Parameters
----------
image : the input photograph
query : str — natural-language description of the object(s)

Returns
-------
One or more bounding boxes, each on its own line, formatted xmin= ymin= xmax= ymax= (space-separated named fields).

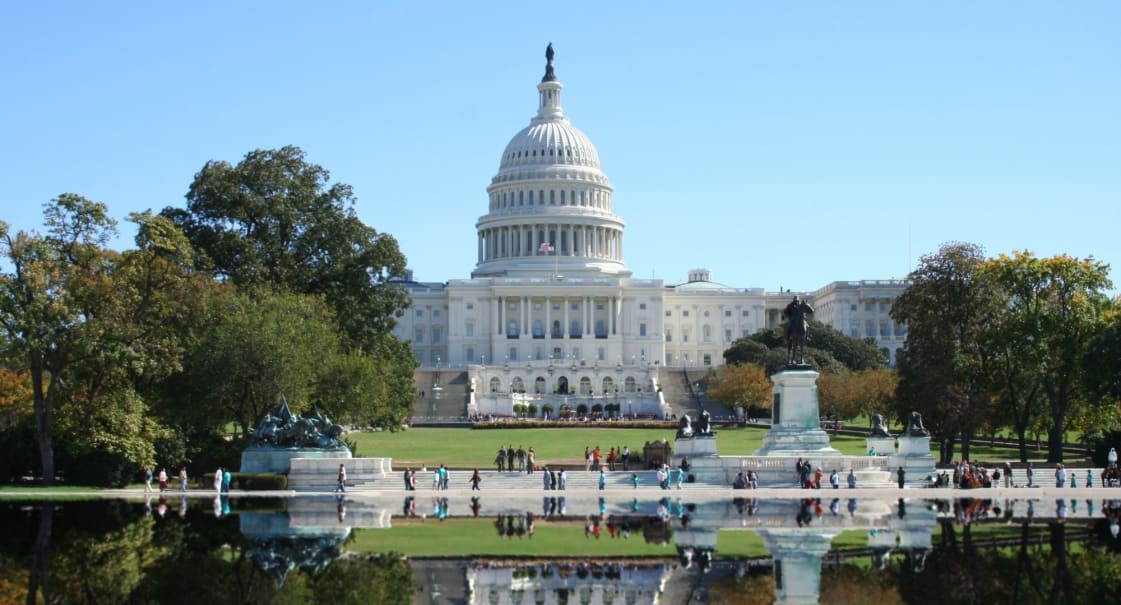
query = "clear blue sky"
xmin=2 ymin=2 xmax=1118 ymax=294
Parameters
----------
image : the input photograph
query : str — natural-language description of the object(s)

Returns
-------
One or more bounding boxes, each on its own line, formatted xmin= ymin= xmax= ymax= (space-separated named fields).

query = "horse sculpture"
xmin=782 ymin=296 xmax=814 ymax=366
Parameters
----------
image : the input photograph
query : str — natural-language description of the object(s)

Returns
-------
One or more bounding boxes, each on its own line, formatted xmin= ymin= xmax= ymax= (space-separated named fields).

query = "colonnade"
xmin=477 ymin=224 xmax=622 ymax=263
xmin=491 ymin=295 xmax=621 ymax=339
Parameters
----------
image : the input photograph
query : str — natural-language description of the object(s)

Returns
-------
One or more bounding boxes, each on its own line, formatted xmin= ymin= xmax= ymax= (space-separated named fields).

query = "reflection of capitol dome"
xmin=474 ymin=46 xmax=627 ymax=278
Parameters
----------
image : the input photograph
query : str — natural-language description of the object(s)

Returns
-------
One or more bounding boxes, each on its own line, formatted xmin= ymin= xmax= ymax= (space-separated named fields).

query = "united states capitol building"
xmin=393 ymin=47 xmax=907 ymax=416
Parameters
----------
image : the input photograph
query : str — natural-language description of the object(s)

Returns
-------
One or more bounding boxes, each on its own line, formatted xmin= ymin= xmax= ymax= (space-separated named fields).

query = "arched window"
xmin=512 ymin=377 xmax=525 ymax=393
xmin=624 ymin=376 xmax=637 ymax=392
xmin=602 ymin=376 xmax=615 ymax=394
xmin=570 ymin=320 xmax=581 ymax=338
xmin=489 ymin=377 xmax=500 ymax=393
xmin=579 ymin=377 xmax=593 ymax=395
xmin=534 ymin=376 xmax=546 ymax=394
xmin=507 ymin=320 xmax=519 ymax=338
xmin=533 ymin=320 xmax=544 ymax=338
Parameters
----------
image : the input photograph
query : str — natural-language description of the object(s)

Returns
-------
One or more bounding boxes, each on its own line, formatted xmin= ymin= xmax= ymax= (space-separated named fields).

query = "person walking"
xmin=158 ymin=468 xmax=168 ymax=492
xmin=440 ymin=464 xmax=449 ymax=490
xmin=830 ymin=469 xmax=840 ymax=489
xmin=542 ymin=466 xmax=551 ymax=490
xmin=1026 ymin=462 xmax=1034 ymax=487
xmin=470 ymin=468 xmax=482 ymax=491
xmin=143 ymin=467 xmax=153 ymax=493
xmin=1003 ymin=461 xmax=1013 ymax=487
xmin=213 ymin=467 xmax=223 ymax=493
xmin=622 ymin=446 xmax=631 ymax=471
xmin=1086 ymin=468 xmax=1094 ymax=488
xmin=558 ymin=469 xmax=567 ymax=490
xmin=631 ymin=473 xmax=640 ymax=489
xmin=847 ymin=469 xmax=857 ymax=489
xmin=178 ymin=467 xmax=189 ymax=492
xmin=598 ymin=469 xmax=607 ymax=490
xmin=526 ymin=447 xmax=536 ymax=474
xmin=1055 ymin=463 xmax=1066 ymax=488
xmin=222 ymin=468 xmax=232 ymax=494
xmin=896 ymin=467 xmax=905 ymax=489
xmin=336 ymin=463 xmax=347 ymax=493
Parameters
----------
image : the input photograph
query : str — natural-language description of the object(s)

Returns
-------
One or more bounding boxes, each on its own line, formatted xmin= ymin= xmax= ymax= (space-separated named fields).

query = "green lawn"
xmin=349 ymin=519 xmax=865 ymax=558
xmin=350 ymin=426 xmax=893 ymax=470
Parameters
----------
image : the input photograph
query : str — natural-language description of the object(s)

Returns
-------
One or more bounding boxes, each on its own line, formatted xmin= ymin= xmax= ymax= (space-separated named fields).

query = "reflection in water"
xmin=1 ymin=497 xmax=1120 ymax=604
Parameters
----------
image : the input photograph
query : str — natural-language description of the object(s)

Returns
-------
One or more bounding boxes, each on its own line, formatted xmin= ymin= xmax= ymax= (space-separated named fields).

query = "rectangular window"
xmin=465 ymin=322 xmax=474 ymax=337
xmin=639 ymin=303 xmax=647 ymax=310
xmin=434 ymin=309 xmax=441 ymax=317
xmin=465 ymin=347 xmax=475 ymax=362
xmin=552 ymin=303 xmax=561 ymax=310
xmin=879 ymin=321 xmax=890 ymax=338
xmin=466 ymin=303 xmax=474 ymax=310
xmin=724 ymin=329 xmax=733 ymax=343
xmin=665 ymin=310 xmax=672 ymax=317
xmin=639 ymin=323 xmax=647 ymax=337
xmin=597 ymin=348 xmax=606 ymax=361
xmin=865 ymin=320 xmax=875 ymax=338
xmin=508 ymin=347 xmax=518 ymax=362
xmin=665 ymin=353 xmax=673 ymax=366
xmin=683 ymin=330 xmax=690 ymax=343
xmin=682 ymin=310 xmax=690 ymax=317
xmin=703 ymin=354 xmax=712 ymax=366
xmin=415 ymin=309 xmax=423 ymax=317
xmin=432 ymin=327 xmax=442 ymax=343
xmin=596 ymin=303 xmax=605 ymax=310
xmin=415 ymin=328 xmax=424 ymax=342
xmin=571 ymin=303 xmax=579 ymax=310
xmin=724 ymin=310 xmax=732 ymax=317
xmin=741 ymin=310 xmax=749 ymax=317
xmin=665 ymin=330 xmax=672 ymax=342
xmin=864 ymin=302 xmax=874 ymax=312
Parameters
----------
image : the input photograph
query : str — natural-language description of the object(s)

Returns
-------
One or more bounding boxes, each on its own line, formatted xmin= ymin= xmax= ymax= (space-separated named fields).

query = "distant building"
xmin=392 ymin=50 xmax=906 ymax=415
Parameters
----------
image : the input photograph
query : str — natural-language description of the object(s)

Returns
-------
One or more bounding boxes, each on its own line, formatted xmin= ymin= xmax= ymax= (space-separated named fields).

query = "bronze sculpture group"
xmin=250 ymin=396 xmax=346 ymax=450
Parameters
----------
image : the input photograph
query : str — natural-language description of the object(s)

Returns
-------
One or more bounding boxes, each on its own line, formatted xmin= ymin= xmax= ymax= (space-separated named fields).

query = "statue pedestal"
xmin=674 ymin=435 xmax=718 ymax=458
xmin=896 ymin=435 xmax=936 ymax=485
xmin=866 ymin=436 xmax=895 ymax=456
xmin=240 ymin=446 xmax=352 ymax=475
xmin=755 ymin=368 xmax=840 ymax=457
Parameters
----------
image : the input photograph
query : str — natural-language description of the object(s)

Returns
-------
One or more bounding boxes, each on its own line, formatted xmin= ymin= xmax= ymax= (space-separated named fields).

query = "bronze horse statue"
xmin=782 ymin=296 xmax=814 ymax=365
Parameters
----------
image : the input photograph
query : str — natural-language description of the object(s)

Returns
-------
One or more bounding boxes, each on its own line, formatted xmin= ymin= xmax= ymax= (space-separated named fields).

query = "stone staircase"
xmin=288 ymin=457 xmax=392 ymax=491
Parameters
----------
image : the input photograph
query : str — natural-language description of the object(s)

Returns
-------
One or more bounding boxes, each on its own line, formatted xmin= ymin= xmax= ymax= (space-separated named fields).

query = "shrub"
xmin=233 ymin=473 xmax=288 ymax=490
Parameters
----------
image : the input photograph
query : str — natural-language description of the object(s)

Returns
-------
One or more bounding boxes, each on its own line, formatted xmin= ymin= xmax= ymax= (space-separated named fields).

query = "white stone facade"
xmin=392 ymin=52 xmax=908 ymax=379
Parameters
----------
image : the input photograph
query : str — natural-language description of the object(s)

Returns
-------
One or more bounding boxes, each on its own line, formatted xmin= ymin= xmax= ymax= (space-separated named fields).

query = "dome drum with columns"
xmin=393 ymin=46 xmax=910 ymax=420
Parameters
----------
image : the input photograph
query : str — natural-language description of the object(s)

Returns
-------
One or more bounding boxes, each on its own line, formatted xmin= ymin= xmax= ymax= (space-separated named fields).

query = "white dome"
xmin=498 ymin=119 xmax=602 ymax=172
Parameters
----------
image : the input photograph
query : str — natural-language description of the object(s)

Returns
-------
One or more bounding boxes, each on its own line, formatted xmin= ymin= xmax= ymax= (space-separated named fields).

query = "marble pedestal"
xmin=866 ymin=436 xmax=895 ymax=456
xmin=755 ymin=368 xmax=841 ymax=457
xmin=240 ymin=446 xmax=352 ymax=474
xmin=896 ymin=435 xmax=936 ymax=485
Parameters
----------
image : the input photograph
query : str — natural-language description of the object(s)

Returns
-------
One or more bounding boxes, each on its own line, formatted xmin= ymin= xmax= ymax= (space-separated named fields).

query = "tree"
xmin=1020 ymin=253 xmax=1111 ymax=462
xmin=817 ymin=368 xmax=898 ymax=426
xmin=0 ymin=197 xmax=194 ymax=484
xmin=708 ymin=363 xmax=772 ymax=417
xmin=724 ymin=321 xmax=886 ymax=376
xmin=162 ymin=146 xmax=410 ymax=351
xmin=162 ymin=288 xmax=343 ymax=438
xmin=891 ymin=242 xmax=996 ymax=463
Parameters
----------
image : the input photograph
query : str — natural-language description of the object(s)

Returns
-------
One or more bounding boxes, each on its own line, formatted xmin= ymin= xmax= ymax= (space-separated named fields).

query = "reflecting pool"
xmin=3 ymin=494 xmax=1120 ymax=604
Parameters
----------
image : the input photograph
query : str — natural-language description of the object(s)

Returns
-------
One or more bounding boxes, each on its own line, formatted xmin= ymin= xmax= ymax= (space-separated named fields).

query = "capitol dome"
xmin=473 ymin=45 xmax=628 ymax=279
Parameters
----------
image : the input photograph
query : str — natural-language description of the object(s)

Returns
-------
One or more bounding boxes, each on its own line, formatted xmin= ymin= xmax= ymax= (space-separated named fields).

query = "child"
xmin=631 ymin=473 xmax=640 ymax=489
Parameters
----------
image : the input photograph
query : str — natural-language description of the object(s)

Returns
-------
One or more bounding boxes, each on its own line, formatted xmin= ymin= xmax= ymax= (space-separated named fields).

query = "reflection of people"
xmin=782 ymin=296 xmax=814 ymax=365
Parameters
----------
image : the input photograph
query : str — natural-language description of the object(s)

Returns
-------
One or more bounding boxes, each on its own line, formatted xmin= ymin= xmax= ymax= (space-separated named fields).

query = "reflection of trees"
xmin=0 ymin=501 xmax=414 ymax=605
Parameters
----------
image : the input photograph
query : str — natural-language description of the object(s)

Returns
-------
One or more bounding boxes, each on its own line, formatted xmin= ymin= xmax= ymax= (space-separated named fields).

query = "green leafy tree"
xmin=1020 ymin=253 xmax=1111 ymax=461
xmin=0 ymin=197 xmax=196 ymax=484
xmin=162 ymin=146 xmax=410 ymax=351
xmin=724 ymin=321 xmax=885 ymax=375
xmin=891 ymin=242 xmax=996 ymax=463
xmin=163 ymin=288 xmax=343 ymax=438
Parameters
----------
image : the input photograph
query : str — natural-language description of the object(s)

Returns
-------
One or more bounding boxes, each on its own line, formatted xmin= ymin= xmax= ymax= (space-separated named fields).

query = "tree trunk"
xmin=960 ymin=427 xmax=973 ymax=462
xmin=1047 ymin=411 xmax=1065 ymax=463
xmin=1017 ymin=429 xmax=1029 ymax=464
xmin=30 ymin=361 xmax=55 ymax=486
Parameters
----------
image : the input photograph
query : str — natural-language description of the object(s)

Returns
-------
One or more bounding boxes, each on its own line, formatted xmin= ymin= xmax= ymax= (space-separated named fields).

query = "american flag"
xmin=539 ymin=242 xmax=554 ymax=253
